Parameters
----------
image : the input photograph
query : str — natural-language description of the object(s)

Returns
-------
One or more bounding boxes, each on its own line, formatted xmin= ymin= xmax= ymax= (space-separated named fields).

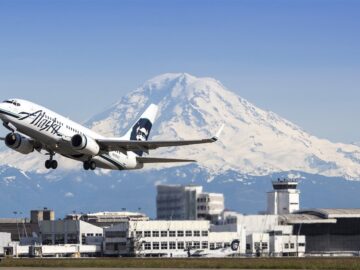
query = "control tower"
xmin=267 ymin=179 xmax=300 ymax=215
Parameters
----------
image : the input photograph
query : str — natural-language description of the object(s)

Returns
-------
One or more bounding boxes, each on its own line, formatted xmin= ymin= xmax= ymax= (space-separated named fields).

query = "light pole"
xmin=13 ymin=211 xmax=20 ymax=241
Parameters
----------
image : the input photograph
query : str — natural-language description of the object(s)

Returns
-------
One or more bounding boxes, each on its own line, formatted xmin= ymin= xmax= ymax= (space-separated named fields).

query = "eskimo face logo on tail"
xmin=130 ymin=118 xmax=152 ymax=156
xmin=130 ymin=118 xmax=152 ymax=142
xmin=231 ymin=240 xmax=240 ymax=251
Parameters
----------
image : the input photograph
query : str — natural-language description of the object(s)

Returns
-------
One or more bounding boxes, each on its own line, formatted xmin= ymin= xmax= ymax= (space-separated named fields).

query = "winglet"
xmin=212 ymin=124 xmax=225 ymax=141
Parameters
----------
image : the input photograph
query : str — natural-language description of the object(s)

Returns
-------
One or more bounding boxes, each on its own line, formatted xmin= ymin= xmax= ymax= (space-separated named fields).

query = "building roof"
xmin=296 ymin=208 xmax=360 ymax=219
xmin=0 ymin=218 xmax=29 ymax=224
xmin=85 ymin=211 xmax=146 ymax=217
xmin=279 ymin=214 xmax=337 ymax=224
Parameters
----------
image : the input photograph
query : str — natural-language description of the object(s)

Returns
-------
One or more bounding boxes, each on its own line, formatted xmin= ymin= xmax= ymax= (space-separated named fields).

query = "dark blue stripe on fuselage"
xmin=0 ymin=109 xmax=20 ymax=119
xmin=100 ymin=154 xmax=124 ymax=170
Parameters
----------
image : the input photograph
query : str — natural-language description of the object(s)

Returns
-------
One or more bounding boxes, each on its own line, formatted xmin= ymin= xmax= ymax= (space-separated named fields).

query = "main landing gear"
xmin=45 ymin=152 xmax=58 ymax=170
xmin=83 ymin=160 xmax=96 ymax=171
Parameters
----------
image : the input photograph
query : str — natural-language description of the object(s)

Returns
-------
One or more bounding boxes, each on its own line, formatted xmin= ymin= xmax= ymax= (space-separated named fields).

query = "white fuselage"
xmin=0 ymin=99 xmax=140 ymax=170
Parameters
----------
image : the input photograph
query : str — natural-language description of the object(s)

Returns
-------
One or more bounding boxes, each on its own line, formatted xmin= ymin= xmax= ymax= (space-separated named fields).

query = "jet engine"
xmin=5 ymin=133 xmax=34 ymax=154
xmin=71 ymin=134 xmax=100 ymax=156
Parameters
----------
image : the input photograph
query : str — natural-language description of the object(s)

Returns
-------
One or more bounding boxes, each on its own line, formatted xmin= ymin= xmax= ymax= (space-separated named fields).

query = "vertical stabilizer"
xmin=123 ymin=104 xmax=158 ymax=156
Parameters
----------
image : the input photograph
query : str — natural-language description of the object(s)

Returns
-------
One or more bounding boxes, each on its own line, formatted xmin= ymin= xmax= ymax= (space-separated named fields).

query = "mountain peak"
xmin=135 ymin=73 xmax=229 ymax=102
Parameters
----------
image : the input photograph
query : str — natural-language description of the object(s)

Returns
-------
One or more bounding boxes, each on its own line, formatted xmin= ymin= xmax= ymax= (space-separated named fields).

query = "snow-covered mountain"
xmin=1 ymin=72 xmax=360 ymax=180
xmin=1 ymin=73 xmax=360 ymax=217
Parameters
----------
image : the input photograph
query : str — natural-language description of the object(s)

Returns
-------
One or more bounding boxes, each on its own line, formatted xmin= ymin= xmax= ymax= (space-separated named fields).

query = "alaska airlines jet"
xmin=0 ymin=99 xmax=223 ymax=171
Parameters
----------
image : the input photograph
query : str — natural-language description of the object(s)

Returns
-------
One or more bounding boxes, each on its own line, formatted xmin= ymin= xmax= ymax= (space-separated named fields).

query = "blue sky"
xmin=0 ymin=0 xmax=359 ymax=143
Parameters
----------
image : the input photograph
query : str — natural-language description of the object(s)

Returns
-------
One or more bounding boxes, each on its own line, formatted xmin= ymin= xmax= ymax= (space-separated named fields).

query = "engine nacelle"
xmin=5 ymin=133 xmax=34 ymax=155
xmin=71 ymin=134 xmax=100 ymax=156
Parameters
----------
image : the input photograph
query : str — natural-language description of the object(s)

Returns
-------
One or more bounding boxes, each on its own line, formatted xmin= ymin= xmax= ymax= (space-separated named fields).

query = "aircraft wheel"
xmin=83 ymin=161 xmax=90 ymax=170
xmin=45 ymin=160 xmax=51 ymax=169
xmin=89 ymin=160 xmax=96 ymax=170
xmin=51 ymin=160 xmax=58 ymax=170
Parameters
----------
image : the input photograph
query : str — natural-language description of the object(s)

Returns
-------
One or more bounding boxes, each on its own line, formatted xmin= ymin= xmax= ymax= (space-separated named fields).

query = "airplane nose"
xmin=0 ymin=103 xmax=8 ymax=120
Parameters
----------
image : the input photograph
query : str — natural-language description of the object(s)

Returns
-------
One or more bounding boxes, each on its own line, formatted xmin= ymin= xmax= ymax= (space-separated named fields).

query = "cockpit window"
xmin=3 ymin=100 xmax=20 ymax=106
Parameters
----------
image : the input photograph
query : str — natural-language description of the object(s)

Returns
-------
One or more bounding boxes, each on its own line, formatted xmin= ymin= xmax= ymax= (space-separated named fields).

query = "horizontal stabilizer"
xmin=137 ymin=157 xmax=196 ymax=163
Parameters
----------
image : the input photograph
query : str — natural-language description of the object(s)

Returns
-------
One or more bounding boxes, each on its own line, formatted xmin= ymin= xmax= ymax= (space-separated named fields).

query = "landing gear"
xmin=45 ymin=152 xmax=58 ymax=170
xmin=83 ymin=160 xmax=96 ymax=171
xmin=45 ymin=159 xmax=58 ymax=170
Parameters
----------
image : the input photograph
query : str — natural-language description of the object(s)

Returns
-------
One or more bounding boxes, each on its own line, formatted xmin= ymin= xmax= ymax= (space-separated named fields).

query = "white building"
xmin=246 ymin=233 xmax=270 ymax=255
xmin=220 ymin=211 xmax=305 ymax=257
xmin=104 ymin=220 xmax=245 ymax=257
xmin=66 ymin=211 xmax=149 ymax=228
xmin=269 ymin=233 xmax=305 ymax=257
xmin=267 ymin=179 xmax=300 ymax=215
xmin=197 ymin=193 xmax=224 ymax=221
xmin=0 ymin=232 xmax=11 ymax=255
xmin=39 ymin=220 xmax=103 ymax=246
xmin=156 ymin=184 xmax=224 ymax=221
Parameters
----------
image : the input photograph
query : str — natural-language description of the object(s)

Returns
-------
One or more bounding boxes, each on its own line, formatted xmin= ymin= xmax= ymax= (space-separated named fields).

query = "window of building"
xmin=152 ymin=231 xmax=159 ymax=237
xmin=106 ymin=243 xmax=116 ymax=251
xmin=161 ymin=231 xmax=167 ymax=237
xmin=169 ymin=241 xmax=176 ymax=250
xmin=54 ymin=234 xmax=65 ymax=245
xmin=81 ymin=233 xmax=86 ymax=245
xmin=67 ymin=233 xmax=79 ymax=244
xmin=152 ymin=242 xmax=159 ymax=250
xmin=202 ymin=241 xmax=208 ymax=249
xmin=193 ymin=241 xmax=200 ymax=249
xmin=290 ymin=243 xmax=295 ymax=249
xmin=105 ymin=231 xmax=126 ymax=238
xmin=177 ymin=231 xmax=184 ymax=237
xmin=169 ymin=231 xmax=176 ymax=237
xmin=185 ymin=230 xmax=192 ymax=237
xmin=144 ymin=231 xmax=151 ymax=237
xmin=194 ymin=231 xmax=200 ymax=237
xmin=284 ymin=243 xmax=289 ymax=249
xmin=216 ymin=242 xmax=222 ymax=249
xmin=224 ymin=242 xmax=231 ymax=248
xmin=177 ymin=242 xmax=184 ymax=250
xmin=117 ymin=242 xmax=127 ymax=251
xmin=186 ymin=241 xmax=192 ymax=249
xmin=262 ymin=242 xmax=268 ymax=249
xmin=246 ymin=244 xmax=251 ymax=250
xmin=136 ymin=231 xmax=142 ymax=238
xmin=201 ymin=231 xmax=208 ymax=237
xmin=298 ymin=243 xmax=305 ymax=247
xmin=144 ymin=242 xmax=151 ymax=250
xmin=210 ymin=243 xmax=215 ymax=250
xmin=161 ymin=242 xmax=168 ymax=249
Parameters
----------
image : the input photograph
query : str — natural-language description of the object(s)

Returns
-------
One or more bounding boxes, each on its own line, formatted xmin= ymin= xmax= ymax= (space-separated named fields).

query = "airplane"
xmin=0 ymin=99 xmax=223 ymax=171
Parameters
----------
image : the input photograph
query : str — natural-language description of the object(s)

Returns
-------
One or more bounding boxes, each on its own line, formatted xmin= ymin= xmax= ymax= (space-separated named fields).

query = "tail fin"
xmin=123 ymin=104 xmax=158 ymax=156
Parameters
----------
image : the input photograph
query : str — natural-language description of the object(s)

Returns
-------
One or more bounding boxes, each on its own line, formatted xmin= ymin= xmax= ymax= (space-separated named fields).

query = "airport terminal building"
xmin=103 ymin=220 xmax=245 ymax=257
xmin=1 ymin=180 xmax=360 ymax=258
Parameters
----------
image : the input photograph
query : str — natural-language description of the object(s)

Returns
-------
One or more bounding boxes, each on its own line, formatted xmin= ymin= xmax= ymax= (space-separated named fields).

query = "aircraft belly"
xmin=92 ymin=156 xmax=117 ymax=170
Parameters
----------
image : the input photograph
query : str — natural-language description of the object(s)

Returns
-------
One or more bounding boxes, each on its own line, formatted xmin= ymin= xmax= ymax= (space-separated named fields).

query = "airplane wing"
xmin=137 ymin=157 xmax=196 ymax=163
xmin=96 ymin=125 xmax=224 ymax=153
xmin=0 ymin=137 xmax=4 ymax=141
